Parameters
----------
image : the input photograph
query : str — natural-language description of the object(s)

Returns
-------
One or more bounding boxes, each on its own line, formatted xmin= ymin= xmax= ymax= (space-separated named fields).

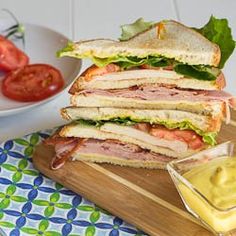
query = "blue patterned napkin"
xmin=0 ymin=131 xmax=146 ymax=236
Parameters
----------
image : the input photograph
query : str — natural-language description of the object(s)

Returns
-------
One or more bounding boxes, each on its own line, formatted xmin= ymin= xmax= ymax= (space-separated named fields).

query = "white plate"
xmin=0 ymin=23 xmax=81 ymax=117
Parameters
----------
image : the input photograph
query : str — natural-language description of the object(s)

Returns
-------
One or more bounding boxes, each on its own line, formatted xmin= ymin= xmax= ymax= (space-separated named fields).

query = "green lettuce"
xmin=92 ymin=55 xmax=170 ymax=69
xmin=74 ymin=119 xmax=102 ymax=127
xmin=74 ymin=118 xmax=217 ymax=146
xmin=119 ymin=18 xmax=155 ymax=41
xmin=92 ymin=55 xmax=218 ymax=80
xmin=56 ymin=41 xmax=74 ymax=57
xmin=74 ymin=118 xmax=136 ymax=127
xmin=174 ymin=64 xmax=220 ymax=81
xmin=195 ymin=16 xmax=235 ymax=68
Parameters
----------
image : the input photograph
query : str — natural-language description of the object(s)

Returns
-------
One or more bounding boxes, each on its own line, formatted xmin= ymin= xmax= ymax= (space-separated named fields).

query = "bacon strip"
xmin=44 ymin=134 xmax=85 ymax=170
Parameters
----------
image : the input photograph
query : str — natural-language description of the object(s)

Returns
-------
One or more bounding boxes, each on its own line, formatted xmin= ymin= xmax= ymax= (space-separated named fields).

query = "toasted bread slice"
xmin=71 ymin=153 xmax=172 ymax=170
xmin=59 ymin=20 xmax=220 ymax=67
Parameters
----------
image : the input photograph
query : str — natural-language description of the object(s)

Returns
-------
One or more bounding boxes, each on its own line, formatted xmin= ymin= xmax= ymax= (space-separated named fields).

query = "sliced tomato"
xmin=135 ymin=124 xmax=205 ymax=150
xmin=149 ymin=126 xmax=177 ymax=141
xmin=187 ymin=138 xmax=204 ymax=150
xmin=0 ymin=36 xmax=29 ymax=72
xmin=2 ymin=64 xmax=64 ymax=102
xmin=83 ymin=64 xmax=121 ymax=81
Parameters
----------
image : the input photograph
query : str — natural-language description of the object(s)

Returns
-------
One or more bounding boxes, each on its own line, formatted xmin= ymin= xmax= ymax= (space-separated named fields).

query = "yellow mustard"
xmin=179 ymin=157 xmax=236 ymax=233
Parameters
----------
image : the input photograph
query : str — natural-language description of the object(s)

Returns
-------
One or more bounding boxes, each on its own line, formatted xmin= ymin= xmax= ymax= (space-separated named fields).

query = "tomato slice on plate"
xmin=0 ymin=36 xmax=29 ymax=72
xmin=2 ymin=64 xmax=64 ymax=102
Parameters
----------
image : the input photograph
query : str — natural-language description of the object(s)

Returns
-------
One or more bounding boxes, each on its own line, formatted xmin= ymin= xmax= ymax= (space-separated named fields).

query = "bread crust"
xmin=72 ymin=153 xmax=170 ymax=170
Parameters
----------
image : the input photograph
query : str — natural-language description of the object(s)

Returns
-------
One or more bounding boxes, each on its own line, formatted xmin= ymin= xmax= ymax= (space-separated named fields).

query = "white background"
xmin=0 ymin=0 xmax=235 ymax=141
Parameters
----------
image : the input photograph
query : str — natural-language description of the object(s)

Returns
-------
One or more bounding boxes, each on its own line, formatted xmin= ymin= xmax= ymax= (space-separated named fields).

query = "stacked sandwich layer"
xmin=46 ymin=17 xmax=235 ymax=170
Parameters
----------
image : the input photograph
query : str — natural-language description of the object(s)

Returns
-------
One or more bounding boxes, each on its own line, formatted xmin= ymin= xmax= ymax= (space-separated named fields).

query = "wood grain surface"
xmin=33 ymin=110 xmax=236 ymax=236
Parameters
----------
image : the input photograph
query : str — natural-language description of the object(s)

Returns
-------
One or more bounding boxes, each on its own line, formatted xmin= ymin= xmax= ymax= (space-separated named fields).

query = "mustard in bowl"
xmin=167 ymin=141 xmax=236 ymax=235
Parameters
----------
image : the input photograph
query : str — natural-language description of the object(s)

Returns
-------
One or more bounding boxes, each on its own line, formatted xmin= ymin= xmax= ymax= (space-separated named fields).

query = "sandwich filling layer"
xmin=74 ymin=84 xmax=233 ymax=104
xmin=45 ymin=134 xmax=176 ymax=170
xmin=71 ymin=66 xmax=226 ymax=91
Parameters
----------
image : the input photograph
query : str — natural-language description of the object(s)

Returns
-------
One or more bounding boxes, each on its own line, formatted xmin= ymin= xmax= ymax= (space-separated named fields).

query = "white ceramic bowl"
xmin=0 ymin=23 xmax=81 ymax=116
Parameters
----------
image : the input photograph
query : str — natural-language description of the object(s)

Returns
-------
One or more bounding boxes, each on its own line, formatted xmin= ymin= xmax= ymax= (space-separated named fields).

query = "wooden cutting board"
xmin=33 ymin=111 xmax=236 ymax=236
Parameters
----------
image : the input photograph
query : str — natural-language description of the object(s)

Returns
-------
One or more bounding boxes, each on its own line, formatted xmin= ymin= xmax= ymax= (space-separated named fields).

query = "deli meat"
xmin=45 ymin=137 xmax=175 ymax=170
xmin=44 ymin=133 xmax=82 ymax=170
xmin=77 ymin=139 xmax=175 ymax=162
xmin=77 ymin=85 xmax=235 ymax=105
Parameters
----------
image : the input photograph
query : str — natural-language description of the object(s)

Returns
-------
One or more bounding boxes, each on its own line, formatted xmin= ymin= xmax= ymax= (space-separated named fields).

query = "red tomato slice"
xmin=149 ymin=125 xmax=205 ymax=150
xmin=83 ymin=64 xmax=121 ymax=81
xmin=2 ymin=64 xmax=64 ymax=102
xmin=0 ymin=36 xmax=29 ymax=72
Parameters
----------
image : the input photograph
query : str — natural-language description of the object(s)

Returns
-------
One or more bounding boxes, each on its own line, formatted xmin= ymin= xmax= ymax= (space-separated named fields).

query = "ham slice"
xmin=45 ymin=137 xmax=175 ymax=170
xmin=77 ymin=139 xmax=174 ymax=161
xmin=77 ymin=84 xmax=234 ymax=104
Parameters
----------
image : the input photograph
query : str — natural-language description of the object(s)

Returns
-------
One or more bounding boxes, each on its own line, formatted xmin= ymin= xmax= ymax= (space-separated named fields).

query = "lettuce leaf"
xmin=75 ymin=118 xmax=217 ymax=146
xmin=56 ymin=41 xmax=74 ymax=57
xmin=90 ymin=55 xmax=170 ymax=69
xmin=93 ymin=55 xmax=218 ymax=80
xmin=174 ymin=64 xmax=220 ymax=81
xmin=116 ymin=56 xmax=170 ymax=69
xmin=119 ymin=18 xmax=155 ymax=41
xmin=195 ymin=16 xmax=235 ymax=68
xmin=74 ymin=119 xmax=102 ymax=127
